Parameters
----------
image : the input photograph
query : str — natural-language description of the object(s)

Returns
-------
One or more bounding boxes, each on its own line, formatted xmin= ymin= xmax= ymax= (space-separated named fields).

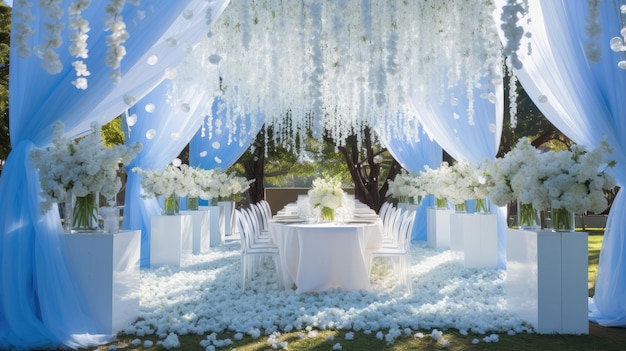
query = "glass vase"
xmin=163 ymin=194 xmax=180 ymax=215
xmin=187 ymin=196 xmax=199 ymax=211
xmin=474 ymin=198 xmax=490 ymax=214
xmin=454 ymin=201 xmax=467 ymax=213
xmin=435 ymin=197 xmax=447 ymax=209
xmin=67 ymin=190 xmax=100 ymax=233
xmin=550 ymin=207 xmax=575 ymax=232
xmin=320 ymin=206 xmax=335 ymax=222
xmin=100 ymin=206 xmax=121 ymax=233
xmin=517 ymin=200 xmax=541 ymax=230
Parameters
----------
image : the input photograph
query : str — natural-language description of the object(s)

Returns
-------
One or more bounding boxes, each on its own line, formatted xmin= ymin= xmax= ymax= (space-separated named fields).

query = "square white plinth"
xmin=202 ymin=205 xmax=225 ymax=247
xmin=218 ymin=201 xmax=235 ymax=236
xmin=506 ymin=229 xmax=588 ymax=334
xmin=64 ymin=230 xmax=140 ymax=335
xmin=150 ymin=214 xmax=192 ymax=267
xmin=450 ymin=213 xmax=498 ymax=268
xmin=427 ymin=208 xmax=454 ymax=249
xmin=181 ymin=210 xmax=210 ymax=254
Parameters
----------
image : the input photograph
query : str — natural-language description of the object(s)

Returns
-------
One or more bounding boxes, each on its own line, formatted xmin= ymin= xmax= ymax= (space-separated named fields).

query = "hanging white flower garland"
xmin=68 ymin=0 xmax=91 ymax=89
xmin=178 ymin=0 xmax=505 ymax=156
xmin=34 ymin=0 xmax=65 ymax=75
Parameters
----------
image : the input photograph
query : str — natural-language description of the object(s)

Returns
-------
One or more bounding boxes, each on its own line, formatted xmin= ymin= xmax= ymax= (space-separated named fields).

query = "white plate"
xmin=344 ymin=219 xmax=378 ymax=224
xmin=272 ymin=218 xmax=306 ymax=223
xmin=353 ymin=213 xmax=379 ymax=219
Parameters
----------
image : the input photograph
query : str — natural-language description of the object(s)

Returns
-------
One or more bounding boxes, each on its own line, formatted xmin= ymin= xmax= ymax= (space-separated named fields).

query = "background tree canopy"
xmin=0 ymin=4 xmax=10 ymax=164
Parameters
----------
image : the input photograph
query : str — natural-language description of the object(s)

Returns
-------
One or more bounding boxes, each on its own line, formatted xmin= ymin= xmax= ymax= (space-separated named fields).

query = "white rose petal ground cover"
xmin=124 ymin=239 xmax=530 ymax=346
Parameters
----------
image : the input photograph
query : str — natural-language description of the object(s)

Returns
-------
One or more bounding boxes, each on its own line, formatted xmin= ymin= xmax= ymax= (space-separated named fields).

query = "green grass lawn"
xmin=86 ymin=232 xmax=626 ymax=351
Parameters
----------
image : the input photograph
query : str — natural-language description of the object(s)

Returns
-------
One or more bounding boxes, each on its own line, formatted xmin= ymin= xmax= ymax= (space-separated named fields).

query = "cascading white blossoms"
xmin=178 ymin=0 xmax=505 ymax=155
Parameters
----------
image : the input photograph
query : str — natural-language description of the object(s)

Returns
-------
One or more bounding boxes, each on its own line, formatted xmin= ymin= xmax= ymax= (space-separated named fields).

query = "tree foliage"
xmin=499 ymin=71 xmax=572 ymax=156
xmin=101 ymin=116 xmax=125 ymax=146
xmin=233 ymin=122 xmax=351 ymax=203
xmin=0 ymin=4 xmax=10 ymax=161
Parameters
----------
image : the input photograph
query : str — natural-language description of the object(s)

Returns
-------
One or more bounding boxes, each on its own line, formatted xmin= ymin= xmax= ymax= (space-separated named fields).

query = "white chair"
xmin=381 ymin=206 xmax=402 ymax=245
xmin=379 ymin=202 xmax=392 ymax=222
xmin=368 ymin=209 xmax=415 ymax=295
xmin=250 ymin=202 xmax=271 ymax=236
xmin=242 ymin=207 xmax=271 ymax=245
xmin=236 ymin=209 xmax=283 ymax=291
xmin=259 ymin=200 xmax=273 ymax=225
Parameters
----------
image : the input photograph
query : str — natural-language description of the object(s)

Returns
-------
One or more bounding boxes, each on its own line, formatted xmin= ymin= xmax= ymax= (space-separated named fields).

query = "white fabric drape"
xmin=494 ymin=0 xmax=626 ymax=326
xmin=411 ymin=74 xmax=505 ymax=266
xmin=378 ymin=126 xmax=442 ymax=241
xmin=0 ymin=1 xmax=230 ymax=348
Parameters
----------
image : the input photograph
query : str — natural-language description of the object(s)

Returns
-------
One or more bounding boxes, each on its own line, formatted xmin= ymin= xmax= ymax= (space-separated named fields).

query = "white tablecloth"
xmin=268 ymin=221 xmax=383 ymax=293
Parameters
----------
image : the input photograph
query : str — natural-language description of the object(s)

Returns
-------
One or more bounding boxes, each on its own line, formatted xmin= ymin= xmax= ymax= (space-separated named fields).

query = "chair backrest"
xmin=259 ymin=200 xmax=272 ymax=220
xmin=250 ymin=203 xmax=266 ymax=231
xmin=379 ymin=201 xmax=391 ymax=220
xmin=244 ymin=207 xmax=263 ymax=240
xmin=236 ymin=209 xmax=253 ymax=253
xmin=398 ymin=210 xmax=416 ymax=252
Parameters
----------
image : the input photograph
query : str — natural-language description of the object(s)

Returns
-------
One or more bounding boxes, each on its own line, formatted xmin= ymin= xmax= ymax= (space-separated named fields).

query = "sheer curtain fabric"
xmin=0 ymin=1 xmax=230 ymax=348
xmin=494 ymin=0 xmax=626 ymax=326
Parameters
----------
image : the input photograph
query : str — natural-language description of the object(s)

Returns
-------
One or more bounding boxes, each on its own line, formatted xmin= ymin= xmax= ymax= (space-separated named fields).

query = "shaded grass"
xmin=588 ymin=231 xmax=604 ymax=297
xmin=85 ymin=232 xmax=624 ymax=351
xmin=89 ymin=326 xmax=626 ymax=351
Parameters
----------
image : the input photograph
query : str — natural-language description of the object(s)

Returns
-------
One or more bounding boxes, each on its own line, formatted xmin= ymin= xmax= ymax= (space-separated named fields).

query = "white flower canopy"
xmin=1 ymin=0 xmax=626 ymax=349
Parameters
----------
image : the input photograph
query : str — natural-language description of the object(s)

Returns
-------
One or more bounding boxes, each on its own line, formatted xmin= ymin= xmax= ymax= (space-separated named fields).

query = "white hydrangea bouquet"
xmin=133 ymin=161 xmax=190 ymax=215
xmin=30 ymin=120 xmax=142 ymax=231
xmin=486 ymin=137 xmax=616 ymax=230
xmin=308 ymin=175 xmax=345 ymax=221
xmin=214 ymin=171 xmax=253 ymax=203
xmin=386 ymin=170 xmax=428 ymax=204
xmin=418 ymin=162 xmax=452 ymax=208
xmin=531 ymin=140 xmax=616 ymax=230
xmin=444 ymin=160 xmax=492 ymax=213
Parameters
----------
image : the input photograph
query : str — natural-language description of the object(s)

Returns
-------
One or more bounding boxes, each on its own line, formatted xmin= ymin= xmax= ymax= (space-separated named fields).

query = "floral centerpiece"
xmin=133 ymin=161 xmax=189 ymax=215
xmin=417 ymin=163 xmax=449 ymax=208
xmin=386 ymin=170 xmax=428 ymax=205
xmin=486 ymin=137 xmax=616 ymax=231
xmin=308 ymin=175 xmax=345 ymax=222
xmin=486 ymin=137 xmax=543 ymax=228
xmin=30 ymin=121 xmax=142 ymax=232
xmin=214 ymin=171 xmax=253 ymax=203
xmin=442 ymin=161 xmax=482 ymax=212
xmin=533 ymin=140 xmax=616 ymax=231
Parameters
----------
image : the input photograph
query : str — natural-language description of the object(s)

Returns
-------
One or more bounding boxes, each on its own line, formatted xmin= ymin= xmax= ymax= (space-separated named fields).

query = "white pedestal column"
xmin=64 ymin=230 xmax=141 ymax=334
xmin=427 ymin=208 xmax=454 ymax=249
xmin=218 ymin=201 xmax=235 ymax=236
xmin=181 ymin=209 xmax=210 ymax=254
xmin=506 ymin=229 xmax=588 ymax=334
xmin=202 ymin=205 xmax=224 ymax=247
xmin=450 ymin=213 xmax=498 ymax=268
xmin=150 ymin=214 xmax=192 ymax=267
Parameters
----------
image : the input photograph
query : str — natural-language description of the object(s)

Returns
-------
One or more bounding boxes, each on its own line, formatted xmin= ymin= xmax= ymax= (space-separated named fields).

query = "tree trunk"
xmin=243 ymin=151 xmax=265 ymax=204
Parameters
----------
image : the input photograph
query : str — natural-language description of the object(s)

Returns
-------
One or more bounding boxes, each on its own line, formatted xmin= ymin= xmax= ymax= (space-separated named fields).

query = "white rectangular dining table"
xmin=268 ymin=220 xmax=383 ymax=293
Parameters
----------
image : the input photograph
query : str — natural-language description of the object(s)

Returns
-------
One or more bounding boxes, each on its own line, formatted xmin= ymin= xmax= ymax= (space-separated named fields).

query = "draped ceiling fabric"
xmin=189 ymin=98 xmax=266 ymax=172
xmin=0 ymin=0 xmax=230 ymax=348
xmin=411 ymin=74 xmax=505 ymax=266
xmin=378 ymin=125 xmax=443 ymax=242
xmin=123 ymin=79 xmax=218 ymax=268
xmin=494 ymin=0 xmax=626 ymax=326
